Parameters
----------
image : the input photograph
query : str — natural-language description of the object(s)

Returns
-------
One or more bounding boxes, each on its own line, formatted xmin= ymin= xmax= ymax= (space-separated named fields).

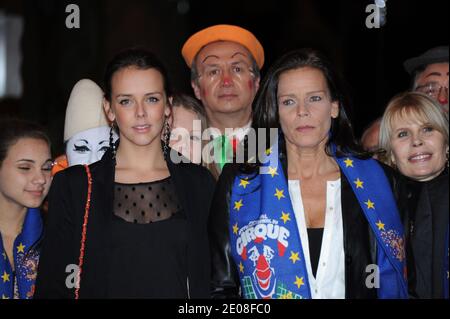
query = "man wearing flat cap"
xmin=181 ymin=24 xmax=264 ymax=178
xmin=404 ymin=46 xmax=449 ymax=116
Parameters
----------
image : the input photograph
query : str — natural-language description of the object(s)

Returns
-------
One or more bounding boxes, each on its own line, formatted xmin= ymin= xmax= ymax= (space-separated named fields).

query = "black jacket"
xmin=208 ymin=158 xmax=404 ymax=299
xmin=399 ymin=168 xmax=449 ymax=298
xmin=34 ymin=149 xmax=215 ymax=299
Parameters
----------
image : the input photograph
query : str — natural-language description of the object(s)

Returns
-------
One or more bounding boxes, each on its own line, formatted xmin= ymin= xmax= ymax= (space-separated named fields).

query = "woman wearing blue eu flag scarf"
xmin=0 ymin=119 xmax=52 ymax=299
xmin=209 ymin=48 xmax=408 ymax=299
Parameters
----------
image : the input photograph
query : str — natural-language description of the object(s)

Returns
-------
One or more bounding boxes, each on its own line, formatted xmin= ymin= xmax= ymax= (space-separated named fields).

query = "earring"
xmin=163 ymin=118 xmax=170 ymax=158
xmin=109 ymin=122 xmax=116 ymax=160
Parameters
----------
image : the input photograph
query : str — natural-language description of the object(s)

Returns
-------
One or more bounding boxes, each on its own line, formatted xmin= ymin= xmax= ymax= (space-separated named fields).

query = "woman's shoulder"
xmin=337 ymin=156 xmax=401 ymax=190
xmin=51 ymin=164 xmax=96 ymax=196
xmin=368 ymin=158 xmax=405 ymax=189
xmin=425 ymin=167 xmax=449 ymax=191
xmin=173 ymin=160 xmax=210 ymax=174
xmin=350 ymin=156 xmax=397 ymax=177
xmin=367 ymin=159 xmax=423 ymax=200
xmin=168 ymin=160 xmax=216 ymax=186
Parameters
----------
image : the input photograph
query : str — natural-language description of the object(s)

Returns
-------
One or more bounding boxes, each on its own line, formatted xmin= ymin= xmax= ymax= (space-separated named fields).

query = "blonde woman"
xmin=379 ymin=92 xmax=449 ymax=298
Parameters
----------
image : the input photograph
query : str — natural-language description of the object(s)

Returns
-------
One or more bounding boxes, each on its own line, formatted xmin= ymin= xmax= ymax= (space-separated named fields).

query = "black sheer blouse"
xmin=107 ymin=177 xmax=189 ymax=298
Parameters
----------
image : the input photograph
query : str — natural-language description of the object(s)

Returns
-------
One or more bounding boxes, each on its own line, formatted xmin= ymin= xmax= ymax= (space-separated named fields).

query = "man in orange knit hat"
xmin=181 ymin=24 xmax=264 ymax=176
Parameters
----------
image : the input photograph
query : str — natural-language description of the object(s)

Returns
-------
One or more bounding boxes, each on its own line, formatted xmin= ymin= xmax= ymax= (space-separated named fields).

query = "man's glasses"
xmin=198 ymin=63 xmax=256 ymax=82
xmin=416 ymin=82 xmax=449 ymax=99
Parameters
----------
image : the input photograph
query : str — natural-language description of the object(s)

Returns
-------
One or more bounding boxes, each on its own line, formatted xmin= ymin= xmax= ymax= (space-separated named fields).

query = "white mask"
xmin=66 ymin=126 xmax=118 ymax=166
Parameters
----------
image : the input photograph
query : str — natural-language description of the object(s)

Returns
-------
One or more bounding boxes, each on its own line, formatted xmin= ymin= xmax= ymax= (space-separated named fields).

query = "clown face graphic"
xmin=248 ymin=245 xmax=276 ymax=298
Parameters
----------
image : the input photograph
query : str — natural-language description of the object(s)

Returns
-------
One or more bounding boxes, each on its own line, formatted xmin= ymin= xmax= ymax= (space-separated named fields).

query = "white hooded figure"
xmin=64 ymin=79 xmax=118 ymax=166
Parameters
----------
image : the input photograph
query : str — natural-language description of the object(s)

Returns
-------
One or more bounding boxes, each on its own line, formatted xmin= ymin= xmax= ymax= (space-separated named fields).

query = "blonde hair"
xmin=379 ymin=91 xmax=449 ymax=166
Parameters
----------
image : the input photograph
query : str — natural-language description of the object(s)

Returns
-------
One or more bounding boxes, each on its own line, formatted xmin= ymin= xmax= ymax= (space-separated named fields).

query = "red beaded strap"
xmin=75 ymin=164 xmax=93 ymax=299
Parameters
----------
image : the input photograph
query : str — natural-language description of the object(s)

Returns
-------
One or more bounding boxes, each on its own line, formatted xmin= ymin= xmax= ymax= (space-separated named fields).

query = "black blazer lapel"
xmin=79 ymin=150 xmax=115 ymax=298
xmin=166 ymin=151 xmax=212 ymax=298
xmin=166 ymin=155 xmax=192 ymax=222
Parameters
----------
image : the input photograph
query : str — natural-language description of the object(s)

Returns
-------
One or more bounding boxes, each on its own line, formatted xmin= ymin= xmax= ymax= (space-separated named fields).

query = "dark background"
xmin=0 ymin=0 xmax=448 ymax=155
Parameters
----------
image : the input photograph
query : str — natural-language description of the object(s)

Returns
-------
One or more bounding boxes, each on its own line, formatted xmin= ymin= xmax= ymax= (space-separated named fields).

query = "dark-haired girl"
xmin=35 ymin=49 xmax=215 ymax=298
xmin=209 ymin=49 xmax=408 ymax=299
xmin=0 ymin=119 xmax=52 ymax=299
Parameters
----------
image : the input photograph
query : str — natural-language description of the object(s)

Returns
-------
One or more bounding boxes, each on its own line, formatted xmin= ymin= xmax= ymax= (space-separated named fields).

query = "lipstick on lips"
xmin=408 ymin=152 xmax=432 ymax=163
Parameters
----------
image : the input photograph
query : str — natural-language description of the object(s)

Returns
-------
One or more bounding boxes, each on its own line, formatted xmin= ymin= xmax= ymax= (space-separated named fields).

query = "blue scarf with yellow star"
xmin=0 ymin=208 xmax=43 ymax=299
xmin=229 ymin=143 xmax=408 ymax=299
